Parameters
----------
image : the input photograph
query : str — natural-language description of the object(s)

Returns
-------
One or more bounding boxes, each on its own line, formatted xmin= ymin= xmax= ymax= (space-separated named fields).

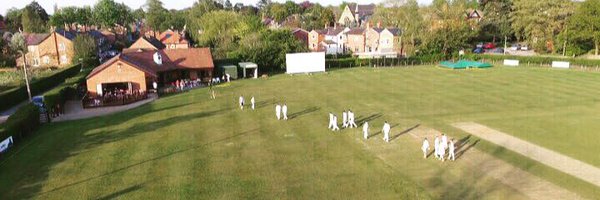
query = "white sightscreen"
xmin=286 ymin=52 xmax=326 ymax=74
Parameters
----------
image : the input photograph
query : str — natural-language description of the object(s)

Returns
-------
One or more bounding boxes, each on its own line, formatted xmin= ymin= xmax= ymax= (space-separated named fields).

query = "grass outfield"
xmin=1 ymin=66 xmax=600 ymax=199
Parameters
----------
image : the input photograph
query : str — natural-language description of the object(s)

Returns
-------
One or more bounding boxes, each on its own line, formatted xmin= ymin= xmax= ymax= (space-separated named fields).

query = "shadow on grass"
xmin=390 ymin=124 xmax=420 ymax=141
xmin=355 ymin=113 xmax=383 ymax=125
xmin=96 ymin=182 xmax=146 ymax=200
xmin=288 ymin=106 xmax=320 ymax=119
xmin=0 ymin=100 xmax=238 ymax=199
xmin=254 ymin=100 xmax=275 ymax=109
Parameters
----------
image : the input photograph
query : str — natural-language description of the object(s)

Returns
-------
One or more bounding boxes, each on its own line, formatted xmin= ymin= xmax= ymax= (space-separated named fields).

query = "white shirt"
xmin=348 ymin=111 xmax=354 ymax=121
xmin=449 ymin=141 xmax=455 ymax=152
xmin=275 ymin=105 xmax=281 ymax=113
xmin=342 ymin=112 xmax=348 ymax=122
xmin=441 ymin=135 xmax=448 ymax=148
xmin=383 ymin=123 xmax=390 ymax=133
xmin=251 ymin=97 xmax=255 ymax=104
xmin=434 ymin=137 xmax=440 ymax=149
xmin=333 ymin=116 xmax=338 ymax=124
xmin=282 ymin=105 xmax=288 ymax=113
xmin=422 ymin=140 xmax=430 ymax=151
xmin=329 ymin=113 xmax=334 ymax=122
xmin=363 ymin=122 xmax=369 ymax=132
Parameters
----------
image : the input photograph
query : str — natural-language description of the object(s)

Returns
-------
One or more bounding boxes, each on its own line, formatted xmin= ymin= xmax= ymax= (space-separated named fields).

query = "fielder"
xmin=282 ymin=104 xmax=288 ymax=120
xmin=434 ymin=135 xmax=440 ymax=159
xmin=239 ymin=96 xmax=244 ymax=110
xmin=342 ymin=110 xmax=348 ymax=128
xmin=448 ymin=139 xmax=455 ymax=161
xmin=251 ymin=96 xmax=255 ymax=110
xmin=275 ymin=104 xmax=282 ymax=120
xmin=348 ymin=110 xmax=357 ymax=128
xmin=382 ymin=121 xmax=391 ymax=142
xmin=422 ymin=138 xmax=430 ymax=158
xmin=363 ymin=121 xmax=369 ymax=139
xmin=328 ymin=112 xmax=335 ymax=130
xmin=441 ymin=134 xmax=448 ymax=151
xmin=332 ymin=115 xmax=340 ymax=131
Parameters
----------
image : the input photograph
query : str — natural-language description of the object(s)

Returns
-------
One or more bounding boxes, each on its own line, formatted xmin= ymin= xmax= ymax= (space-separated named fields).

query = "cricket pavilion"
xmin=85 ymin=48 xmax=214 ymax=99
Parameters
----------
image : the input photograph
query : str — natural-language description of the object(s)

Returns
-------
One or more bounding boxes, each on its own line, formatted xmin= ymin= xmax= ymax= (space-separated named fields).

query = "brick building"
xmin=86 ymin=48 xmax=214 ymax=97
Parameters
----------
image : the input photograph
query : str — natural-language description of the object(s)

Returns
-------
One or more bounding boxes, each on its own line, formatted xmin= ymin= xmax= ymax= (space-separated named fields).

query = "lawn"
xmin=1 ymin=65 xmax=600 ymax=199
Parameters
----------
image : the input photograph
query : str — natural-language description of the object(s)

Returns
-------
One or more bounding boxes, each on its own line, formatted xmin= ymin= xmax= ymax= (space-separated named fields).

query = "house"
xmin=379 ymin=28 xmax=402 ymax=53
xmin=17 ymin=30 xmax=75 ymax=68
xmin=308 ymin=30 xmax=326 ymax=51
xmin=158 ymin=29 xmax=189 ymax=49
xmin=291 ymin=28 xmax=309 ymax=48
xmin=322 ymin=27 xmax=350 ymax=54
xmin=128 ymin=36 xmax=166 ymax=50
xmin=337 ymin=3 xmax=376 ymax=27
xmin=346 ymin=28 xmax=365 ymax=53
xmin=86 ymin=48 xmax=214 ymax=97
xmin=466 ymin=9 xmax=483 ymax=22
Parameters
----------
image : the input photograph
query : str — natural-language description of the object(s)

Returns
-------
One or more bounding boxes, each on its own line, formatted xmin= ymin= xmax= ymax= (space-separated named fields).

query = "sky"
xmin=2 ymin=0 xmax=433 ymax=16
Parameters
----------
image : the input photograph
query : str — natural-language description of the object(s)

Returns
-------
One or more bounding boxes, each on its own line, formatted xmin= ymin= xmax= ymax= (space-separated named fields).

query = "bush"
xmin=0 ymin=103 xmax=40 ymax=143
xmin=0 ymin=63 xmax=81 ymax=112
xmin=43 ymin=68 xmax=91 ymax=115
xmin=462 ymin=54 xmax=600 ymax=67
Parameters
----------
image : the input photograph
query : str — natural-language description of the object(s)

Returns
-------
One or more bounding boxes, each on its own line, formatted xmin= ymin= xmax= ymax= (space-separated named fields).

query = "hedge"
xmin=0 ymin=64 xmax=81 ymax=112
xmin=463 ymin=54 xmax=600 ymax=68
xmin=0 ymin=103 xmax=40 ymax=143
xmin=43 ymin=68 xmax=91 ymax=113
xmin=325 ymin=55 xmax=445 ymax=68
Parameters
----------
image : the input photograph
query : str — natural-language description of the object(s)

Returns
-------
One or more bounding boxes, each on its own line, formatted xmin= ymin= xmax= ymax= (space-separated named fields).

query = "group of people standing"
xmin=327 ymin=110 xmax=357 ymax=131
xmin=328 ymin=110 xmax=392 ymax=143
xmin=421 ymin=134 xmax=456 ymax=162
xmin=238 ymin=96 xmax=256 ymax=110
xmin=275 ymin=103 xmax=288 ymax=120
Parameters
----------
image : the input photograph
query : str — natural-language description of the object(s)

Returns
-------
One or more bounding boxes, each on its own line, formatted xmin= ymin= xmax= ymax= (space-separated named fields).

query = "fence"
xmin=82 ymin=92 xmax=148 ymax=109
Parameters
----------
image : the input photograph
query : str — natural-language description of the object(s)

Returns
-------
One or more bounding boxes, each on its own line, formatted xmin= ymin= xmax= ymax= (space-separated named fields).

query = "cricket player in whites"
xmin=239 ymin=96 xmax=245 ymax=110
xmin=362 ymin=121 xmax=369 ymax=139
xmin=275 ymin=104 xmax=282 ymax=120
xmin=348 ymin=110 xmax=357 ymax=128
xmin=441 ymin=134 xmax=448 ymax=152
xmin=448 ymin=139 xmax=456 ymax=161
xmin=434 ymin=135 xmax=440 ymax=159
xmin=328 ymin=112 xmax=335 ymax=130
xmin=382 ymin=121 xmax=391 ymax=142
xmin=342 ymin=110 xmax=348 ymax=128
xmin=422 ymin=138 xmax=430 ymax=158
xmin=332 ymin=115 xmax=340 ymax=131
xmin=282 ymin=104 xmax=288 ymax=120
xmin=251 ymin=96 xmax=255 ymax=110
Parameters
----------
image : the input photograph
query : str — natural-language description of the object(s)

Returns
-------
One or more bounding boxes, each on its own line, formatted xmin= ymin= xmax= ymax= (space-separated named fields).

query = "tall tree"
xmin=4 ymin=8 xmax=22 ymax=32
xmin=145 ymin=0 xmax=168 ymax=31
xmin=132 ymin=8 xmax=146 ymax=22
xmin=193 ymin=10 xmax=244 ymax=58
xmin=93 ymin=0 xmax=133 ymax=28
xmin=511 ymin=0 xmax=574 ymax=53
xmin=49 ymin=6 xmax=93 ymax=27
xmin=22 ymin=1 xmax=49 ymax=33
xmin=73 ymin=34 xmax=99 ymax=67
xmin=224 ymin=0 xmax=233 ymax=10
xmin=419 ymin=0 xmax=477 ymax=56
xmin=301 ymin=4 xmax=334 ymax=30
xmin=562 ymin=0 xmax=600 ymax=55
xmin=480 ymin=0 xmax=513 ymax=41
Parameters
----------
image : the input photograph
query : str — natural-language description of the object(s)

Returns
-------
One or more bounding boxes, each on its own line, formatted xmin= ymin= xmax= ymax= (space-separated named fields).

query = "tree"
xmin=22 ymin=1 xmax=48 ymax=33
xmin=49 ymin=6 xmax=93 ymax=27
xmin=193 ymin=10 xmax=244 ymax=58
xmin=161 ymin=10 xmax=188 ymax=31
xmin=479 ymin=0 xmax=513 ymax=41
xmin=301 ymin=4 xmax=334 ymax=30
xmin=561 ymin=0 xmax=600 ymax=56
xmin=511 ymin=0 xmax=574 ymax=53
xmin=73 ymin=34 xmax=99 ymax=67
xmin=5 ymin=8 xmax=23 ymax=32
xmin=419 ymin=0 xmax=477 ymax=56
xmin=145 ymin=0 xmax=168 ymax=31
xmin=132 ymin=8 xmax=146 ymax=22
xmin=257 ymin=0 xmax=273 ymax=14
xmin=93 ymin=0 xmax=133 ymax=28
xmin=224 ymin=0 xmax=233 ymax=10
xmin=284 ymin=1 xmax=301 ymax=15
xmin=371 ymin=0 xmax=423 ymax=56
xmin=232 ymin=29 xmax=307 ymax=71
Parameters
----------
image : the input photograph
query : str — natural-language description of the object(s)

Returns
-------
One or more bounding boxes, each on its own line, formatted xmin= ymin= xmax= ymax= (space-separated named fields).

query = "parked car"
xmin=32 ymin=96 xmax=46 ymax=113
xmin=521 ymin=45 xmax=529 ymax=51
xmin=483 ymin=42 xmax=496 ymax=49
xmin=510 ymin=44 xmax=521 ymax=51
xmin=476 ymin=43 xmax=484 ymax=48
xmin=473 ymin=47 xmax=484 ymax=54
xmin=489 ymin=48 xmax=504 ymax=54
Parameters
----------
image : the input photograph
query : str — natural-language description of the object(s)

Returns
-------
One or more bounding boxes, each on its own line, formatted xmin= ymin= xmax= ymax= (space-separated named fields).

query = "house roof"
xmin=348 ymin=4 xmax=376 ymax=17
xmin=325 ymin=27 xmax=346 ymax=35
xmin=126 ymin=37 xmax=166 ymax=50
xmin=347 ymin=28 xmax=365 ymax=35
xmin=292 ymin=28 xmax=308 ymax=34
xmin=23 ymin=33 xmax=50 ymax=45
xmin=87 ymin=48 xmax=214 ymax=79
xmin=386 ymin=28 xmax=402 ymax=36
xmin=159 ymin=30 xmax=189 ymax=45
xmin=55 ymin=29 xmax=77 ymax=40
xmin=322 ymin=40 xmax=337 ymax=45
